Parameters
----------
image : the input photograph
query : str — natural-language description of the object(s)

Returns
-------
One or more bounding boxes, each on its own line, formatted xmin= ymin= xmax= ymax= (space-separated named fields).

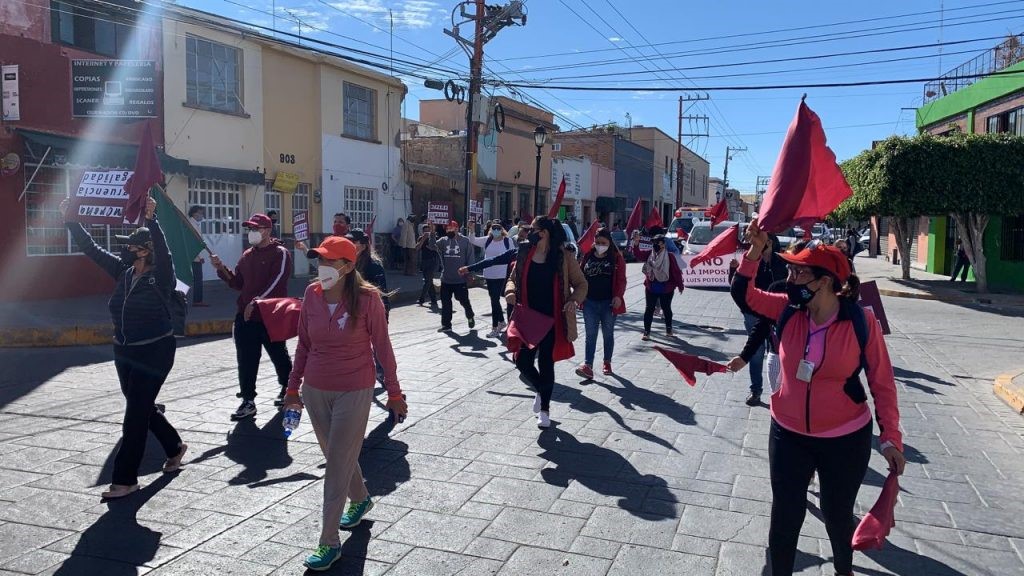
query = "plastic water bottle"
xmin=283 ymin=407 xmax=302 ymax=438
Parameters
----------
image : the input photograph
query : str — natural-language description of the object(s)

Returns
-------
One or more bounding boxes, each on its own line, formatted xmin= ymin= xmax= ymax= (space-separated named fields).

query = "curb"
xmin=876 ymin=288 xmax=946 ymax=301
xmin=0 ymin=289 xmax=422 ymax=348
xmin=994 ymin=372 xmax=1024 ymax=415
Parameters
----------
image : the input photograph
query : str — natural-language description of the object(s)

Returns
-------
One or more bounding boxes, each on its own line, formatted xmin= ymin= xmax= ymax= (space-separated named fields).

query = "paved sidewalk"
xmin=0 ymin=264 xmax=1022 ymax=575
xmin=852 ymin=254 xmax=1024 ymax=308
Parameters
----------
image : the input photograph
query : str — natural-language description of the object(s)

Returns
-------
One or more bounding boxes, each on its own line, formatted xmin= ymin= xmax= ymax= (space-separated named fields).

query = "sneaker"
xmin=537 ymin=411 xmax=551 ymax=428
xmin=273 ymin=389 xmax=287 ymax=407
xmin=532 ymin=393 xmax=541 ymax=414
xmin=745 ymin=393 xmax=761 ymax=407
xmin=339 ymin=496 xmax=374 ymax=528
xmin=303 ymin=544 xmax=342 ymax=571
xmin=438 ymin=326 xmax=452 ymax=332
xmin=498 ymin=321 xmax=507 ymax=332
xmin=641 ymin=332 xmax=650 ymax=341
xmin=575 ymin=364 xmax=594 ymax=379
xmin=163 ymin=443 xmax=188 ymax=473
xmin=602 ymin=362 xmax=612 ymax=375
xmin=467 ymin=317 xmax=476 ymax=329
xmin=487 ymin=327 xmax=500 ymax=338
xmin=230 ymin=400 xmax=256 ymax=421
xmin=666 ymin=330 xmax=674 ymax=337
xmin=101 ymin=484 xmax=139 ymax=499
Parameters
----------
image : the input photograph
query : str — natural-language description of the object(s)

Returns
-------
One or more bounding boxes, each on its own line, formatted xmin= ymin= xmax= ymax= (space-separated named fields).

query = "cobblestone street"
xmin=1 ymin=264 xmax=1022 ymax=576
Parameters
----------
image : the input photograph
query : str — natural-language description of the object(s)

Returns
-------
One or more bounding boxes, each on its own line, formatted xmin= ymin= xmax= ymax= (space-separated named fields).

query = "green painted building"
xmin=914 ymin=41 xmax=1024 ymax=292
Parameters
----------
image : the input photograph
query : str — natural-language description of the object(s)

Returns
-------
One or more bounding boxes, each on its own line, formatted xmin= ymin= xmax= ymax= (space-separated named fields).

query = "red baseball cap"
xmin=307 ymin=236 xmax=357 ymax=262
xmin=243 ymin=213 xmax=273 ymax=229
xmin=447 ymin=220 xmax=459 ymax=229
xmin=779 ymin=244 xmax=851 ymax=283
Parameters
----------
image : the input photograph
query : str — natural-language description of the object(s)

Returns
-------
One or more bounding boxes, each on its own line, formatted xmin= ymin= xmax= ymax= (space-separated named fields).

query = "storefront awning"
xmin=187 ymin=164 xmax=265 ymax=185
xmin=16 ymin=128 xmax=190 ymax=174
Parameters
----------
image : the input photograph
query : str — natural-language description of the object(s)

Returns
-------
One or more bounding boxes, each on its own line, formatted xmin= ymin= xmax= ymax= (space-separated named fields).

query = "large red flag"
xmin=758 ymin=98 xmax=853 ymax=233
xmin=547 ymin=176 xmax=567 ymax=218
xmin=852 ymin=471 xmax=900 ymax=550
xmin=645 ymin=208 xmax=664 ymax=229
xmin=705 ymin=198 xmax=728 ymax=227
xmin=624 ymin=199 xmax=644 ymax=237
xmin=577 ymin=220 xmax=600 ymax=255
xmin=256 ymin=298 xmax=302 ymax=342
xmin=690 ymin=224 xmax=740 ymax=267
xmin=655 ymin=346 xmax=728 ymax=386
xmin=123 ymin=123 xmax=163 ymax=225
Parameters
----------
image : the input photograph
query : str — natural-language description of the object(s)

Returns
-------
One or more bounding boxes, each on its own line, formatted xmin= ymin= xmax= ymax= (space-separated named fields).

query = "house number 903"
xmin=279 ymin=154 xmax=296 ymax=164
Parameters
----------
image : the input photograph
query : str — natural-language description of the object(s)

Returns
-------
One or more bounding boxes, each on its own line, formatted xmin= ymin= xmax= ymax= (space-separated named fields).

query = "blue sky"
xmin=178 ymin=0 xmax=1024 ymax=194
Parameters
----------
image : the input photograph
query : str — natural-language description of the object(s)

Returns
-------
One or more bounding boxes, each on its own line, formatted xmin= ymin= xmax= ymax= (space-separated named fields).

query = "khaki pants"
xmin=302 ymin=385 xmax=373 ymax=546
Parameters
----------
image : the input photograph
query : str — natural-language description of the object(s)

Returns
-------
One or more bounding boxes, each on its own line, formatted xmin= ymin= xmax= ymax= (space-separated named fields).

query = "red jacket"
xmin=218 ymin=241 xmax=293 ymax=319
xmin=580 ymin=251 xmax=627 ymax=315
xmin=736 ymin=257 xmax=902 ymax=451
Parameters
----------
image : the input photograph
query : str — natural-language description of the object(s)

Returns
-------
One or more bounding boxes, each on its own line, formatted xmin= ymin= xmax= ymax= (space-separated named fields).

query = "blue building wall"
xmin=614 ymin=137 xmax=654 ymax=212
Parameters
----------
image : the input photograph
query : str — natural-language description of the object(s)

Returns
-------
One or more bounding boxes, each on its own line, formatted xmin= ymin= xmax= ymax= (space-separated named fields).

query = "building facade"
xmin=550 ymin=156 xmax=593 ymax=227
xmin=629 ymin=126 xmax=709 ymax=224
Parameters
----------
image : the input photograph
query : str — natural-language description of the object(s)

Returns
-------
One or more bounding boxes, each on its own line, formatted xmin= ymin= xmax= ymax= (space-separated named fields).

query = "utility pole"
xmin=755 ymin=176 xmax=770 ymax=214
xmin=676 ymin=93 xmax=709 ymax=207
xmin=722 ymin=145 xmax=746 ymax=189
xmin=445 ymin=1 xmax=526 ymax=229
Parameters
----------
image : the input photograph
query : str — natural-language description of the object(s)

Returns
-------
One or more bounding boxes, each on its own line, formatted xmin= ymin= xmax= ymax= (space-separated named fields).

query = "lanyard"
xmin=804 ymin=320 xmax=831 ymax=358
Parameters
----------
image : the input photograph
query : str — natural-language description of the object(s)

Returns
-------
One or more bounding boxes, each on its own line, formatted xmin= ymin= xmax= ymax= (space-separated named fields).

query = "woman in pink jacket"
xmin=282 ymin=236 xmax=408 ymax=572
xmin=738 ymin=220 xmax=904 ymax=576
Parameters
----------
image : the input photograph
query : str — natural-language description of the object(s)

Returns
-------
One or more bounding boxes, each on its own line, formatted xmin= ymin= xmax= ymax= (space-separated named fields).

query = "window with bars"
xmin=24 ymin=164 xmax=133 ymax=256
xmin=50 ymin=0 xmax=133 ymax=57
xmin=343 ymin=82 xmax=376 ymax=141
xmin=186 ymin=35 xmax=243 ymax=115
xmin=1002 ymin=215 xmax=1024 ymax=261
xmin=188 ymin=178 xmax=242 ymax=234
xmin=292 ymin=183 xmax=311 ymax=215
xmin=343 ymin=186 xmax=376 ymax=230
xmin=264 ymin=186 xmax=282 ymax=216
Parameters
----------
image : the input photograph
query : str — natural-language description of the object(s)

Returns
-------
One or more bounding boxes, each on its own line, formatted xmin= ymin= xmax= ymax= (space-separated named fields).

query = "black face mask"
xmin=653 ymin=243 xmax=664 ymax=252
xmin=446 ymin=231 xmax=456 ymax=238
xmin=120 ymin=247 xmax=140 ymax=264
xmin=527 ymin=232 xmax=542 ymax=245
xmin=785 ymin=281 xmax=817 ymax=309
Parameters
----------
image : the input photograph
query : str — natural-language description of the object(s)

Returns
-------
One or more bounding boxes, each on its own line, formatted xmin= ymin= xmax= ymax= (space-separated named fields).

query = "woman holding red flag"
xmin=575 ymin=229 xmax=626 ymax=378
xmin=737 ymin=219 xmax=904 ymax=576
xmin=505 ymin=217 xmax=587 ymax=429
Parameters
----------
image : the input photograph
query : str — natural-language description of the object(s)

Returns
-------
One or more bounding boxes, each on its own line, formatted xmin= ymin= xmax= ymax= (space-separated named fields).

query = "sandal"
xmin=101 ymin=484 xmax=139 ymax=499
xmin=163 ymin=443 xmax=188 ymax=473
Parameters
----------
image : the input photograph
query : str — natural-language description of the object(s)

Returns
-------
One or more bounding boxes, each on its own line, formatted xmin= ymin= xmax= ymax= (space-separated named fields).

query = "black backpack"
xmin=149 ymin=277 xmax=190 ymax=337
xmin=775 ymin=299 xmax=870 ymax=404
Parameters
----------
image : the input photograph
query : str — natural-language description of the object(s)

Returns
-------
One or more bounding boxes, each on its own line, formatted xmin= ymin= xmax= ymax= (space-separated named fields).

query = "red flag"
xmin=758 ymin=99 xmax=853 ymax=233
xmin=547 ymin=176 xmax=567 ymax=218
xmin=655 ymin=346 xmax=728 ymax=386
xmin=705 ymin=198 xmax=728 ymax=228
xmin=256 ymin=298 xmax=302 ymax=342
xmin=366 ymin=215 xmax=376 ymax=248
xmin=577 ymin=220 xmax=601 ymax=255
xmin=624 ymin=199 xmax=644 ymax=237
xmin=852 ymin=471 xmax=900 ymax=550
xmin=123 ymin=123 xmax=163 ymax=225
xmin=690 ymin=224 xmax=740 ymax=267
xmin=645 ymin=208 xmax=663 ymax=229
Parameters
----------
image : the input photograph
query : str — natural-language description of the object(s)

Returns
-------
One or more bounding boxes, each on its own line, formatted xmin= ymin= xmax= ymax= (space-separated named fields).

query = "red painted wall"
xmin=0 ymin=10 xmax=164 ymax=302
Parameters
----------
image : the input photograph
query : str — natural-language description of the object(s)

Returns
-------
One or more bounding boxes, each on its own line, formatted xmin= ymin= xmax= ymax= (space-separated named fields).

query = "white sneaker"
xmin=537 ymin=411 xmax=551 ymax=428
xmin=486 ymin=328 xmax=499 ymax=338
xmin=532 ymin=393 xmax=541 ymax=414
xmin=498 ymin=321 xmax=507 ymax=332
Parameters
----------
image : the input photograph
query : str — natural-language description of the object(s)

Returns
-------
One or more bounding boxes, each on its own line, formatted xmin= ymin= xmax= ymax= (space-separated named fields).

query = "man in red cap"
xmin=435 ymin=220 xmax=476 ymax=332
xmin=210 ymin=213 xmax=294 ymax=420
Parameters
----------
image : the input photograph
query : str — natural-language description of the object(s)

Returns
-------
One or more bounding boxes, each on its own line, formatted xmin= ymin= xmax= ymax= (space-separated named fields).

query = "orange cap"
xmin=307 ymin=236 xmax=357 ymax=262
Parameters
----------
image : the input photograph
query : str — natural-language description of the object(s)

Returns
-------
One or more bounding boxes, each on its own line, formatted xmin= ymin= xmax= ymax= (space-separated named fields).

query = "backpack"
xmin=149 ymin=277 xmax=190 ymax=337
xmin=775 ymin=299 xmax=869 ymax=404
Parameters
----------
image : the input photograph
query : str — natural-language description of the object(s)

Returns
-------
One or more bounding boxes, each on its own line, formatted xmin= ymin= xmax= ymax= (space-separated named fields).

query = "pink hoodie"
xmin=287 ymin=282 xmax=402 ymax=399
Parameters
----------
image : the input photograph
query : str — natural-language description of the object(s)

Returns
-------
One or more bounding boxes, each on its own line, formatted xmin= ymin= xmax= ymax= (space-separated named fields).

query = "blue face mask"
xmin=490 ymin=229 xmax=502 ymax=238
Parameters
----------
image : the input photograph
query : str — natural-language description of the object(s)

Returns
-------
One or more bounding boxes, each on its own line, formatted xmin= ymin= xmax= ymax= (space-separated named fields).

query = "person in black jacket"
xmin=61 ymin=195 xmax=186 ymax=500
xmin=727 ymin=234 xmax=788 ymax=406
xmin=346 ymin=229 xmax=391 ymax=314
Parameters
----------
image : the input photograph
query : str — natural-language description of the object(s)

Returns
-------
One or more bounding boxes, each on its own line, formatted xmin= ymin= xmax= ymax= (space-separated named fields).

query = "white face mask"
xmin=594 ymin=244 xmax=609 ymax=255
xmin=247 ymin=230 xmax=263 ymax=245
xmin=318 ymin=265 xmax=341 ymax=290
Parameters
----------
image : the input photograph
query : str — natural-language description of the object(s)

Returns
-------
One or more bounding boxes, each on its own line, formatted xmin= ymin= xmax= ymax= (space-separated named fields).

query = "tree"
xmin=833 ymin=133 xmax=1024 ymax=291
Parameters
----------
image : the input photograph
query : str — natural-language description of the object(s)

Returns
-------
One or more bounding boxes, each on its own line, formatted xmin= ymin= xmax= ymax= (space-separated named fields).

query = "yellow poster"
xmin=272 ymin=171 xmax=299 ymax=194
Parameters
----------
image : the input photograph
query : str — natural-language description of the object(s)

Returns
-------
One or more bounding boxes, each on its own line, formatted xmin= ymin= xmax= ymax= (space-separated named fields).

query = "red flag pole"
xmin=547 ymin=176 xmax=566 ymax=219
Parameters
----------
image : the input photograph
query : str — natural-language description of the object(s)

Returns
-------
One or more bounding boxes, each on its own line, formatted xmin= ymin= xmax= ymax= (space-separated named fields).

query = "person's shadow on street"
xmin=191 ymin=413 xmax=316 ymax=488
xmin=53 ymin=474 xmax=174 ymax=576
xmin=536 ymin=428 xmax=677 ymax=520
xmin=442 ymin=330 xmax=497 ymax=358
xmin=361 ymin=418 xmax=411 ymax=498
xmin=553 ymin=385 xmax=678 ymax=453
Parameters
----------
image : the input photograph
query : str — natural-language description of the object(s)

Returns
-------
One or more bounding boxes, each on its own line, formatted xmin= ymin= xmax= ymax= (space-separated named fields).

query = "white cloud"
xmin=278 ymin=7 xmax=331 ymax=33
xmin=608 ymin=36 xmax=622 ymax=42
xmin=329 ymin=0 xmax=446 ymax=30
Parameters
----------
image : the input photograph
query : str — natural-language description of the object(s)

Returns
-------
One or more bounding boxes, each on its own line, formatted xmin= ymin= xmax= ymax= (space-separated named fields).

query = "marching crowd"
xmin=63 ymin=196 xmax=904 ymax=576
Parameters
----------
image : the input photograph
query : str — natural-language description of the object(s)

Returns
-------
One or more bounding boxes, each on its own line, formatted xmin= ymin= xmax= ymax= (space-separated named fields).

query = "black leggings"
xmin=768 ymin=419 xmax=872 ymax=576
xmin=486 ymin=278 xmax=506 ymax=327
xmin=643 ymin=290 xmax=674 ymax=333
xmin=515 ymin=328 xmax=555 ymax=411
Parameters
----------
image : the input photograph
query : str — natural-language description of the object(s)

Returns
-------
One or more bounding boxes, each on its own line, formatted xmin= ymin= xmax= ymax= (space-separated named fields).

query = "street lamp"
xmin=533 ymin=125 xmax=547 ymax=217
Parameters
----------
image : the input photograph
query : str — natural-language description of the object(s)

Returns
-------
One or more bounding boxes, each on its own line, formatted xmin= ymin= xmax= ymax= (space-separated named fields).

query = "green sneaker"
xmin=303 ymin=544 xmax=341 ymax=571
xmin=339 ymin=496 xmax=374 ymax=528
xmin=467 ymin=317 xmax=476 ymax=329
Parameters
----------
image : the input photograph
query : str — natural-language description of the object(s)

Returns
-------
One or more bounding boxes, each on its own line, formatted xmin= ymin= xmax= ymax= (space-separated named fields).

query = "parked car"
xmin=684 ymin=221 xmax=741 ymax=255
xmin=611 ymin=229 xmax=632 ymax=261
xmin=665 ymin=215 xmax=700 ymax=250
xmin=561 ymin=222 xmax=578 ymax=255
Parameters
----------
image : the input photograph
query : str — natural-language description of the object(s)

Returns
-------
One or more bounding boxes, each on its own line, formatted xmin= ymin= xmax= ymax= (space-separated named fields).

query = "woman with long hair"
xmin=346 ymin=229 xmax=390 ymax=315
xmin=283 ymin=236 xmax=408 ymax=571
xmin=640 ymin=234 xmax=684 ymax=341
xmin=468 ymin=220 xmax=516 ymax=337
xmin=575 ymin=228 xmax=626 ymax=378
xmin=505 ymin=216 xmax=587 ymax=428
xmin=736 ymin=220 xmax=904 ymax=576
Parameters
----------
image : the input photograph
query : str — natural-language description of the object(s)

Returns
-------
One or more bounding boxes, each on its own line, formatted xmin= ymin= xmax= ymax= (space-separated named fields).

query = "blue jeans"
xmin=583 ymin=299 xmax=616 ymax=366
xmin=743 ymin=313 xmax=765 ymax=395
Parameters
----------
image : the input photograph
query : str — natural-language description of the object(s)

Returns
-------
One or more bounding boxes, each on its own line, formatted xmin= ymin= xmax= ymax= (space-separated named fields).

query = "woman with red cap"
xmin=737 ymin=219 xmax=904 ymax=576
xmin=282 ymin=236 xmax=408 ymax=571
